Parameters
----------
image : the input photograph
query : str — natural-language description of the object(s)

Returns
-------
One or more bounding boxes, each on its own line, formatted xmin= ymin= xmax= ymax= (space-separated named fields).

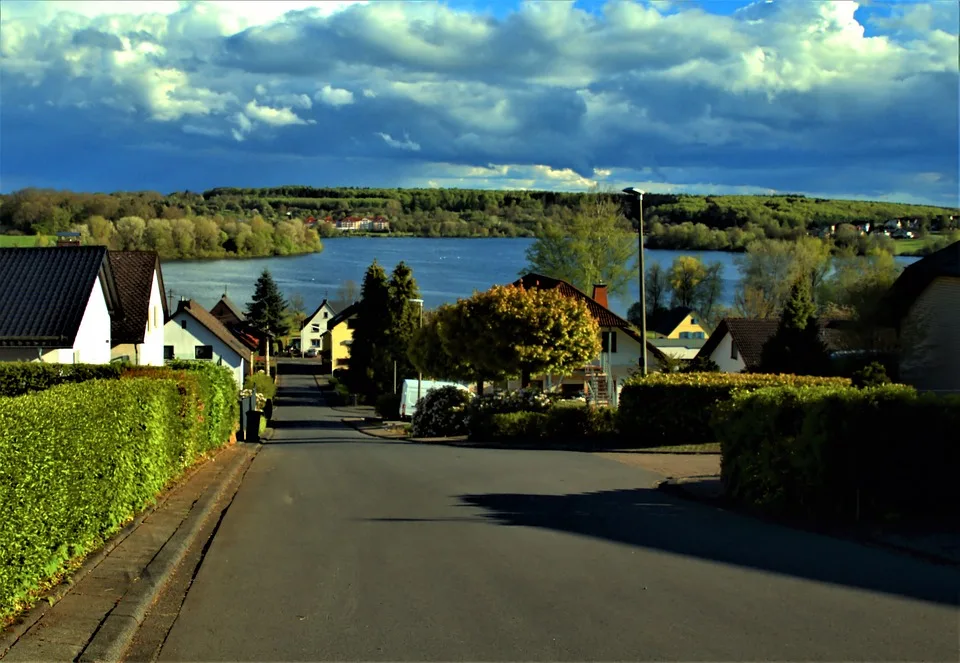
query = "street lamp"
xmin=622 ymin=187 xmax=648 ymax=377
xmin=410 ymin=298 xmax=424 ymax=405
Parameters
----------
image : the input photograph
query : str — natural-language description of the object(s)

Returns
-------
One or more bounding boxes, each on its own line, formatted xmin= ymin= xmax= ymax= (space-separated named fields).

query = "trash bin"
xmin=246 ymin=410 xmax=262 ymax=443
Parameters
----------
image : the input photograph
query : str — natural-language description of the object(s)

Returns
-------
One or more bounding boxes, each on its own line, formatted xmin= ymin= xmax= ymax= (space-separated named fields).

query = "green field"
xmin=0 ymin=235 xmax=54 ymax=247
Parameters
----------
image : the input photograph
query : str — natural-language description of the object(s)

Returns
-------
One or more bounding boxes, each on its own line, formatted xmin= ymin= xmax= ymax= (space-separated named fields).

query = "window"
xmin=322 ymin=312 xmax=328 ymax=319
xmin=164 ymin=345 xmax=174 ymax=360
xmin=694 ymin=332 xmax=705 ymax=339
xmin=311 ymin=325 xmax=320 ymax=333
xmin=731 ymin=342 xmax=739 ymax=360
xmin=195 ymin=345 xmax=214 ymax=360
xmin=690 ymin=317 xmax=698 ymax=325
xmin=601 ymin=331 xmax=617 ymax=353
xmin=181 ymin=320 xmax=187 ymax=330
xmin=311 ymin=339 xmax=321 ymax=347
xmin=679 ymin=331 xmax=690 ymax=339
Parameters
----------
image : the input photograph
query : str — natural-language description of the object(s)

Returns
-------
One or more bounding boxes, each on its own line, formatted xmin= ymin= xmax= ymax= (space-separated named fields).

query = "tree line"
xmin=2 ymin=186 xmax=956 ymax=251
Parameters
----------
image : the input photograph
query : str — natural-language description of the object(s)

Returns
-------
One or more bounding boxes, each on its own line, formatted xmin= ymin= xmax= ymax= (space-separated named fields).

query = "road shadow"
xmin=276 ymin=361 xmax=326 ymax=377
xmin=457 ymin=488 xmax=960 ymax=607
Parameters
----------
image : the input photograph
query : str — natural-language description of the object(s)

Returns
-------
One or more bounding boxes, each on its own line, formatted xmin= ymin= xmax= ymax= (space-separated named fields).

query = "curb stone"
xmin=76 ymin=442 xmax=259 ymax=663
xmin=0 ymin=438 xmax=240 ymax=659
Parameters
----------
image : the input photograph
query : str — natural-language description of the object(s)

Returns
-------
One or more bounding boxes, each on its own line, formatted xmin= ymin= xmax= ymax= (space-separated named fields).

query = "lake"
xmin=160 ymin=238 xmax=920 ymax=319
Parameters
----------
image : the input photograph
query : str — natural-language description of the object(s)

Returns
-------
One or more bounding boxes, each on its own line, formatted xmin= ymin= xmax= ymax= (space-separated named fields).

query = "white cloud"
xmin=315 ymin=85 xmax=354 ymax=107
xmin=376 ymin=132 xmax=420 ymax=151
xmin=244 ymin=100 xmax=310 ymax=126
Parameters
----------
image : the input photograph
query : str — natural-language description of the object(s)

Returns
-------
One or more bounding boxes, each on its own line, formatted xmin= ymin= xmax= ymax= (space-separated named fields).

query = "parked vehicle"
xmin=305 ymin=348 xmax=318 ymax=358
xmin=398 ymin=379 xmax=471 ymax=420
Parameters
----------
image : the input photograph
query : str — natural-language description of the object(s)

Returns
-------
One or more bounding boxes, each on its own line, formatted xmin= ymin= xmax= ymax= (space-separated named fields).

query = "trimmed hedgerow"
xmin=714 ymin=383 xmax=960 ymax=522
xmin=0 ymin=362 xmax=122 ymax=397
xmin=617 ymin=372 xmax=851 ymax=448
xmin=0 ymin=363 xmax=240 ymax=619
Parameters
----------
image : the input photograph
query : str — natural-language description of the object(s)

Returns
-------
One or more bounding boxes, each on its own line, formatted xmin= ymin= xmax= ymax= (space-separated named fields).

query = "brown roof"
xmin=881 ymin=240 xmax=960 ymax=325
xmin=175 ymin=299 xmax=251 ymax=358
xmin=647 ymin=306 xmax=695 ymax=337
xmin=698 ymin=317 xmax=852 ymax=370
xmin=210 ymin=294 xmax=246 ymax=325
xmin=108 ymin=251 xmax=166 ymax=344
xmin=512 ymin=273 xmax=666 ymax=361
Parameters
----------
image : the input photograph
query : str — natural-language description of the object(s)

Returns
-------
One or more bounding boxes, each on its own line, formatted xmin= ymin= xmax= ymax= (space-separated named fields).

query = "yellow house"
xmin=646 ymin=306 xmax=708 ymax=340
xmin=326 ymin=302 xmax=359 ymax=370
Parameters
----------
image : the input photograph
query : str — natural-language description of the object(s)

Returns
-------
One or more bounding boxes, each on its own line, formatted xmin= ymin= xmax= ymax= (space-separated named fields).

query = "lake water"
xmin=160 ymin=238 xmax=920 ymax=319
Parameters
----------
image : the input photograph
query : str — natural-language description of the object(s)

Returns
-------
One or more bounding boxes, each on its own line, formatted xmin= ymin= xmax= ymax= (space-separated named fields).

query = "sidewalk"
xmin=0 ymin=441 xmax=259 ymax=662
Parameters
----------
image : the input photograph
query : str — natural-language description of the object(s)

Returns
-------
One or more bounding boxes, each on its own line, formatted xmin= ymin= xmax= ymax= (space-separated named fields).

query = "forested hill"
xmin=1 ymin=186 xmax=956 ymax=248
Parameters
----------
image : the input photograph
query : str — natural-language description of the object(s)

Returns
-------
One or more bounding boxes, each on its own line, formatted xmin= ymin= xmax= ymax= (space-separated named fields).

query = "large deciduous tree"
xmin=246 ymin=269 xmax=290 ymax=338
xmin=521 ymin=190 xmax=638 ymax=299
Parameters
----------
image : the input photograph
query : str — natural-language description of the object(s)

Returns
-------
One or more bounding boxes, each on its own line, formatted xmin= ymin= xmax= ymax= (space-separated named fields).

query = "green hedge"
xmin=617 ymin=372 xmax=851 ymax=448
xmin=0 ymin=363 xmax=239 ymax=618
xmin=0 ymin=362 xmax=122 ymax=397
xmin=715 ymin=384 xmax=960 ymax=522
xmin=488 ymin=404 xmax=616 ymax=446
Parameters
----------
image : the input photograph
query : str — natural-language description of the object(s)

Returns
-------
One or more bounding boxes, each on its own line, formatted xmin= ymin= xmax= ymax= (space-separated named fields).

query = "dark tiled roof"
xmin=881 ymin=240 xmax=960 ymax=324
xmin=210 ymin=295 xmax=246 ymax=325
xmin=227 ymin=323 xmax=261 ymax=351
xmin=328 ymin=301 xmax=360 ymax=331
xmin=698 ymin=317 xmax=850 ymax=370
xmin=175 ymin=299 xmax=250 ymax=358
xmin=108 ymin=251 xmax=165 ymax=344
xmin=647 ymin=306 xmax=695 ymax=337
xmin=0 ymin=246 xmax=119 ymax=347
xmin=512 ymin=273 xmax=666 ymax=361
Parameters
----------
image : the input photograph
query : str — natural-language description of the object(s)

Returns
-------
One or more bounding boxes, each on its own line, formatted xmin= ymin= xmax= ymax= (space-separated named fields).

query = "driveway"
xmin=155 ymin=360 xmax=959 ymax=661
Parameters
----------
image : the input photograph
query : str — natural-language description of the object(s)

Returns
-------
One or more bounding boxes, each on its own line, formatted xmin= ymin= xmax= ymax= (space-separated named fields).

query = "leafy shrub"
xmin=490 ymin=411 xmax=548 ymax=439
xmin=375 ymin=393 xmax=401 ymax=420
xmin=851 ymin=361 xmax=891 ymax=388
xmin=411 ymin=386 xmax=472 ymax=437
xmin=0 ymin=363 xmax=122 ymax=397
xmin=465 ymin=388 xmax=552 ymax=440
xmin=244 ymin=371 xmax=277 ymax=400
xmin=618 ymin=372 xmax=851 ymax=447
xmin=715 ymin=383 xmax=960 ymax=522
xmin=0 ymin=374 xmax=238 ymax=619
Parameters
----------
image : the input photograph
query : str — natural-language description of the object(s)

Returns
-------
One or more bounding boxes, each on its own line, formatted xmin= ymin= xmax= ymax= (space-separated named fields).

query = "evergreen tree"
xmin=386 ymin=261 xmax=421 ymax=383
xmin=347 ymin=261 xmax=392 ymax=398
xmin=759 ymin=277 xmax=830 ymax=375
xmin=246 ymin=269 xmax=289 ymax=337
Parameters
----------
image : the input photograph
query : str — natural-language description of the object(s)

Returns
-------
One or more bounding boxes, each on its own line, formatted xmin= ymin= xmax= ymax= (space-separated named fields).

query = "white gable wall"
xmin=708 ymin=331 xmax=746 ymax=373
xmin=164 ymin=312 xmax=244 ymax=386
xmin=301 ymin=303 xmax=335 ymax=351
xmin=140 ymin=269 xmax=166 ymax=365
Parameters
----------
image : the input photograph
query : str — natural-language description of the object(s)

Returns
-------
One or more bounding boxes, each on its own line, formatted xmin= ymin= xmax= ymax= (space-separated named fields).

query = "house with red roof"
xmin=511 ymin=273 xmax=666 ymax=404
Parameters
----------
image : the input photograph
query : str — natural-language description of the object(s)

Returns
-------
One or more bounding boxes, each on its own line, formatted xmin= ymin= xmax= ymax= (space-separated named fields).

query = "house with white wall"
xmin=109 ymin=251 xmax=168 ymax=366
xmin=164 ymin=299 xmax=250 ymax=386
xmin=300 ymin=299 xmax=339 ymax=353
xmin=510 ymin=274 xmax=667 ymax=405
xmin=695 ymin=318 xmax=780 ymax=373
xmin=0 ymin=246 xmax=120 ymax=364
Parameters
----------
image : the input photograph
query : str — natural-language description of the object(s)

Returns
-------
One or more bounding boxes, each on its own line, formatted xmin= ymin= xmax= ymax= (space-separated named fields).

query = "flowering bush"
xmin=411 ymin=386 xmax=472 ymax=438
xmin=240 ymin=388 xmax=268 ymax=412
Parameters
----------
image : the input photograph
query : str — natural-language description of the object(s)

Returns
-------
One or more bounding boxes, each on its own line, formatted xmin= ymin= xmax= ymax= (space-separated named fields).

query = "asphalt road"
xmin=157 ymin=361 xmax=959 ymax=661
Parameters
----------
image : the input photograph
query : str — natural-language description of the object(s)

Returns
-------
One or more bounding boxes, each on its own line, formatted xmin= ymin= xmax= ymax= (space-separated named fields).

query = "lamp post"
xmin=622 ymin=187 xmax=648 ymax=376
xmin=410 ymin=298 xmax=424 ymax=405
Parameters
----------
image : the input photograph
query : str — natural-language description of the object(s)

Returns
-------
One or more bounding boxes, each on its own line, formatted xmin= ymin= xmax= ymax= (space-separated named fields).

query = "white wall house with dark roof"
xmin=0 ymin=246 xmax=118 ymax=364
xmin=164 ymin=300 xmax=247 ymax=386
xmin=109 ymin=251 xmax=168 ymax=366
xmin=301 ymin=300 xmax=338 ymax=352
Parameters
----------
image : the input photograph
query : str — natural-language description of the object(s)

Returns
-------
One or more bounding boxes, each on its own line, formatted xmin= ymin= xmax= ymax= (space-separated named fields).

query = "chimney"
xmin=592 ymin=284 xmax=609 ymax=308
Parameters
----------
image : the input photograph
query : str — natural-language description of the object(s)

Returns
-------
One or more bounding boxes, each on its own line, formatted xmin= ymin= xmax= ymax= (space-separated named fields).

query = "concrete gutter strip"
xmin=77 ymin=443 xmax=258 ymax=663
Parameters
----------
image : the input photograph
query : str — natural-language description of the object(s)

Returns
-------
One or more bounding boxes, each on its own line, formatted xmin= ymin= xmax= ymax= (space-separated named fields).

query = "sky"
xmin=0 ymin=0 xmax=957 ymax=206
